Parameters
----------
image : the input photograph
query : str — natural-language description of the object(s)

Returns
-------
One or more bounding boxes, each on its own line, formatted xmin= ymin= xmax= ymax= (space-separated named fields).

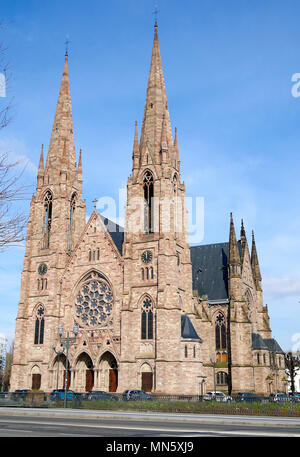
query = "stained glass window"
xmin=75 ymin=271 xmax=114 ymax=328
xmin=141 ymin=297 xmax=153 ymax=340
xmin=215 ymin=312 xmax=227 ymax=350
xmin=34 ymin=305 xmax=45 ymax=345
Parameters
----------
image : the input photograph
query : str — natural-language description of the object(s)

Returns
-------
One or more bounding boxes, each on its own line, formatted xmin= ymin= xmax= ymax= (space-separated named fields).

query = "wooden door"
xmin=85 ymin=370 xmax=94 ymax=392
xmin=67 ymin=370 xmax=71 ymax=390
xmin=141 ymin=372 xmax=152 ymax=392
xmin=32 ymin=374 xmax=41 ymax=390
xmin=109 ymin=369 xmax=118 ymax=392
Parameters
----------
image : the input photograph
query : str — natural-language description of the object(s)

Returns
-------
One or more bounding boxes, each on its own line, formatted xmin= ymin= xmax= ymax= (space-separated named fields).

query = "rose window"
xmin=75 ymin=272 xmax=114 ymax=327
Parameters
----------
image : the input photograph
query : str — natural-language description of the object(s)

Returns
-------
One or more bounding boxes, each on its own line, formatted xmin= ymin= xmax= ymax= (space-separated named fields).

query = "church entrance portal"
xmin=99 ymin=352 xmax=118 ymax=392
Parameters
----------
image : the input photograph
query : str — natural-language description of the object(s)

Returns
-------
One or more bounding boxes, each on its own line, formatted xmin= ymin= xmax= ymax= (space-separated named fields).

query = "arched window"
xmin=88 ymin=249 xmax=91 ymax=262
xmin=215 ymin=312 xmax=227 ymax=351
xmin=150 ymin=267 xmax=154 ymax=280
xmin=68 ymin=193 xmax=76 ymax=251
xmin=34 ymin=305 xmax=45 ymax=345
xmin=141 ymin=268 xmax=144 ymax=280
xmin=184 ymin=345 xmax=188 ymax=358
xmin=141 ymin=297 xmax=153 ymax=340
xmin=143 ymin=171 xmax=154 ymax=233
xmin=43 ymin=191 xmax=53 ymax=248
xmin=216 ymin=371 xmax=228 ymax=386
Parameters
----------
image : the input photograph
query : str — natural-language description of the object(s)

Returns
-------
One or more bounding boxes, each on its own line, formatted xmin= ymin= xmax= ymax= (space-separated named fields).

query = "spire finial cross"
xmin=93 ymin=198 xmax=98 ymax=209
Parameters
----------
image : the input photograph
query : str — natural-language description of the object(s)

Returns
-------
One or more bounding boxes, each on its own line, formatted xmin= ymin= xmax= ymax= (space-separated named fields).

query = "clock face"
xmin=141 ymin=250 xmax=152 ymax=264
xmin=38 ymin=263 xmax=47 ymax=276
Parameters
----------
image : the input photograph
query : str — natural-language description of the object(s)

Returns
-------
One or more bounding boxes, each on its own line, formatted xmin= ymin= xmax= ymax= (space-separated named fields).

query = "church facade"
xmin=10 ymin=26 xmax=286 ymax=396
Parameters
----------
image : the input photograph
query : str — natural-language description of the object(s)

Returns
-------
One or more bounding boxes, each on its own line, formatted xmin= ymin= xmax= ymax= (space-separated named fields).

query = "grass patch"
xmin=75 ymin=400 xmax=300 ymax=417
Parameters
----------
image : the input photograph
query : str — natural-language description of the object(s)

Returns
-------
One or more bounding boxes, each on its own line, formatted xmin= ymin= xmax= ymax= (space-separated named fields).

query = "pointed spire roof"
xmin=38 ymin=144 xmax=44 ymax=175
xmin=139 ymin=24 xmax=173 ymax=162
xmin=240 ymin=218 xmax=248 ymax=263
xmin=133 ymin=121 xmax=139 ymax=154
xmin=251 ymin=230 xmax=262 ymax=282
xmin=228 ymin=213 xmax=241 ymax=265
xmin=77 ymin=148 xmax=82 ymax=174
xmin=45 ymin=52 xmax=76 ymax=176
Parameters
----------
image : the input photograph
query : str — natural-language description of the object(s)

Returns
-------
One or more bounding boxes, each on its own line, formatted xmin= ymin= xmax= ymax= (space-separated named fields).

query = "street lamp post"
xmin=210 ymin=356 xmax=217 ymax=399
xmin=58 ymin=324 xmax=79 ymax=409
xmin=52 ymin=341 xmax=65 ymax=390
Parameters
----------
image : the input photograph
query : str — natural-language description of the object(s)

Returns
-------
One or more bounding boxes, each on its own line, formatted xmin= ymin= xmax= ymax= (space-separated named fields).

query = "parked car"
xmin=288 ymin=392 xmax=300 ymax=403
xmin=87 ymin=391 xmax=118 ymax=401
xmin=50 ymin=389 xmax=78 ymax=401
xmin=122 ymin=390 xmax=152 ymax=401
xmin=203 ymin=391 xmax=232 ymax=402
xmin=235 ymin=392 xmax=262 ymax=403
xmin=11 ymin=389 xmax=30 ymax=401
xmin=269 ymin=393 xmax=290 ymax=403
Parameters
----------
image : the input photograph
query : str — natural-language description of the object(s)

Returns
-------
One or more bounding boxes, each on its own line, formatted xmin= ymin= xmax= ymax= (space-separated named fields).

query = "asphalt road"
xmin=0 ymin=408 xmax=299 ymax=437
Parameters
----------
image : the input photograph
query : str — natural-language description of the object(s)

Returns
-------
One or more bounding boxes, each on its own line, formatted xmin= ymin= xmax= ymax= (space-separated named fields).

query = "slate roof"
xmin=252 ymin=333 xmax=284 ymax=354
xmin=252 ymin=333 xmax=269 ymax=350
xmin=190 ymin=243 xmax=229 ymax=301
xmin=99 ymin=215 xmax=124 ymax=256
xmin=181 ymin=314 xmax=202 ymax=341
xmin=263 ymin=338 xmax=285 ymax=354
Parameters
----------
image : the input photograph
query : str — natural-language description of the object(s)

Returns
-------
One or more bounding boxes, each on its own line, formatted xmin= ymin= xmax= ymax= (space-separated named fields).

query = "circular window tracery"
xmin=75 ymin=271 xmax=114 ymax=328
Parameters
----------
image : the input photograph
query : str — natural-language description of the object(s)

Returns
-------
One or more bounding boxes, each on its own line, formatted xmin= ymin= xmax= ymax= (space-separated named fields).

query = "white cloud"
xmin=263 ymin=274 xmax=300 ymax=301
xmin=0 ymin=138 xmax=37 ymax=175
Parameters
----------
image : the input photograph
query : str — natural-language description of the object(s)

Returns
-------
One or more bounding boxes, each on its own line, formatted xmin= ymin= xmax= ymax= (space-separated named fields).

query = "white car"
xmin=203 ymin=391 xmax=232 ymax=402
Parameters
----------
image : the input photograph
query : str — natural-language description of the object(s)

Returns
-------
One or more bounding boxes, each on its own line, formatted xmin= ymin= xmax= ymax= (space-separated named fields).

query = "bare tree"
xmin=0 ymin=21 xmax=29 ymax=250
xmin=3 ymin=340 xmax=13 ymax=391
xmin=285 ymin=351 xmax=300 ymax=395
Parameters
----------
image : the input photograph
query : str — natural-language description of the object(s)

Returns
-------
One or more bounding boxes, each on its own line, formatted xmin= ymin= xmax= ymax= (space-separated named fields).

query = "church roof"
xmin=252 ymin=333 xmax=269 ymax=350
xmin=181 ymin=314 xmax=202 ymax=341
xmin=99 ymin=215 xmax=124 ymax=256
xmin=190 ymin=242 xmax=229 ymax=301
xmin=252 ymin=333 xmax=284 ymax=354
xmin=263 ymin=338 xmax=285 ymax=354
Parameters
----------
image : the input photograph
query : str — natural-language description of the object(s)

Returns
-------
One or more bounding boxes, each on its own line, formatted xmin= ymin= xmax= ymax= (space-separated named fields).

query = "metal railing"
xmin=0 ymin=392 xmax=299 ymax=417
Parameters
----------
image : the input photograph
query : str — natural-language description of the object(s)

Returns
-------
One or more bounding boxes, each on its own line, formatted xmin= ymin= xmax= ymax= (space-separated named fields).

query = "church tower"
xmin=10 ymin=52 xmax=86 ymax=391
xmin=119 ymin=25 xmax=203 ymax=394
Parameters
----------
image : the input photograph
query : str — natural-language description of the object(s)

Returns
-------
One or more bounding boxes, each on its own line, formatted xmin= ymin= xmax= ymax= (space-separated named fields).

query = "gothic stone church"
xmin=10 ymin=26 xmax=285 ymax=395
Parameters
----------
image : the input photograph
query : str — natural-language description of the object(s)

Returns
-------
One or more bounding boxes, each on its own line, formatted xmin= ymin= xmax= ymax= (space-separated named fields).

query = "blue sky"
xmin=0 ymin=0 xmax=300 ymax=352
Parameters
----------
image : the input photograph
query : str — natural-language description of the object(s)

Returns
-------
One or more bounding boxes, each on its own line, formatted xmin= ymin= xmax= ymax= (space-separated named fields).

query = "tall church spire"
xmin=139 ymin=24 xmax=173 ymax=163
xmin=45 ymin=52 xmax=76 ymax=179
xmin=251 ymin=230 xmax=262 ymax=290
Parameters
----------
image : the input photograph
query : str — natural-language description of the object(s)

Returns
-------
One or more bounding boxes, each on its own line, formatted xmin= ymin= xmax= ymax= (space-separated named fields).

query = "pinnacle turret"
xmin=229 ymin=213 xmax=241 ymax=267
xmin=251 ymin=230 xmax=262 ymax=290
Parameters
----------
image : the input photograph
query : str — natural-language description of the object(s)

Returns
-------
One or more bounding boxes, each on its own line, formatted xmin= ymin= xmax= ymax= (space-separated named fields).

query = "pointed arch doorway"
xmin=75 ymin=353 xmax=94 ymax=392
xmin=141 ymin=363 xmax=153 ymax=392
xmin=99 ymin=352 xmax=118 ymax=392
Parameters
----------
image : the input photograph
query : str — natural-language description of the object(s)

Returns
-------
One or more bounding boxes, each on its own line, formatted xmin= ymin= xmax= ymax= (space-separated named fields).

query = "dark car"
xmin=289 ymin=392 xmax=300 ymax=403
xmin=122 ymin=390 xmax=152 ymax=401
xmin=11 ymin=389 xmax=30 ymax=401
xmin=87 ymin=391 xmax=118 ymax=401
xmin=235 ymin=392 xmax=262 ymax=403
xmin=50 ymin=389 xmax=78 ymax=400
xmin=269 ymin=393 xmax=290 ymax=403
